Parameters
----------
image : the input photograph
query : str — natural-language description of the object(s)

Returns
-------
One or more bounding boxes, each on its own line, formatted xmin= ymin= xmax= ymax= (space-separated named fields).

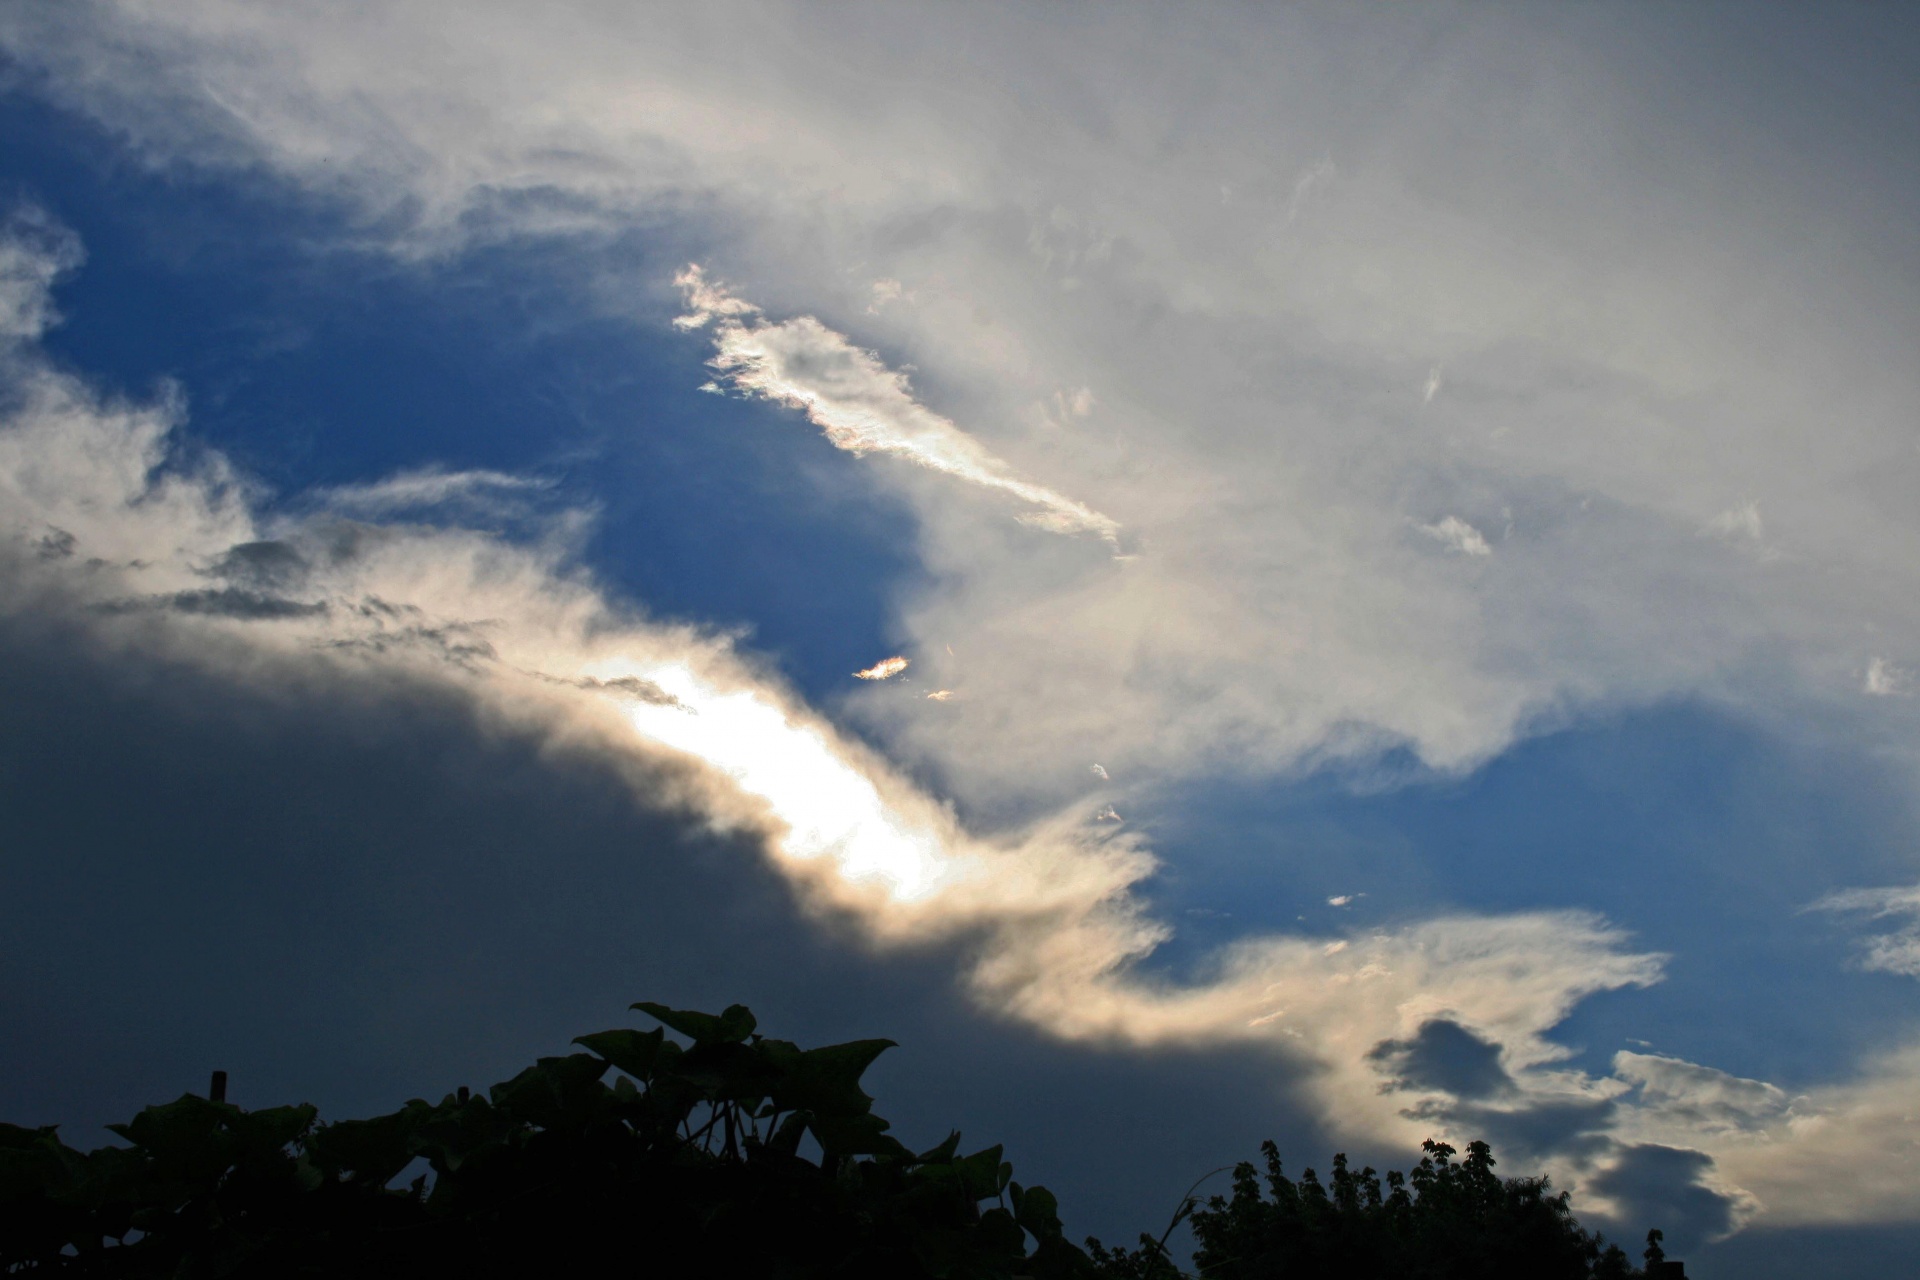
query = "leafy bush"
xmin=0 ymin=1002 xmax=1666 ymax=1280
xmin=1089 ymin=1138 xmax=1647 ymax=1280
xmin=0 ymin=1001 xmax=1095 ymax=1279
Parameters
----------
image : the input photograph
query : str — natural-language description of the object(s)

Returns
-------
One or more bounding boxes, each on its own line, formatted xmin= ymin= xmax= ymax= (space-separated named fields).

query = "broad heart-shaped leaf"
xmin=487 ymin=1054 xmax=610 ymax=1130
xmin=632 ymin=1001 xmax=757 ymax=1045
xmin=229 ymin=1103 xmax=318 ymax=1155
xmin=917 ymin=1130 xmax=964 ymax=1165
xmin=107 ymin=1094 xmax=239 ymax=1178
xmin=1011 ymin=1181 xmax=1064 ymax=1240
xmin=0 ymin=1124 xmax=78 ymax=1199
xmin=307 ymin=1107 xmax=424 ymax=1185
xmin=572 ymin=1026 xmax=671 ymax=1081
xmin=809 ymin=1112 xmax=909 ymax=1162
xmin=771 ymin=1039 xmax=896 ymax=1118
xmin=952 ymin=1144 xmax=1008 ymax=1202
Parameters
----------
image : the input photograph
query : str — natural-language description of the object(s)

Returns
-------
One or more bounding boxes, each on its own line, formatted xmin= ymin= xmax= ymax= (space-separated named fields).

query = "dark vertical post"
xmin=457 ymin=1085 xmax=470 ymax=1104
xmin=209 ymin=1070 xmax=228 ymax=1103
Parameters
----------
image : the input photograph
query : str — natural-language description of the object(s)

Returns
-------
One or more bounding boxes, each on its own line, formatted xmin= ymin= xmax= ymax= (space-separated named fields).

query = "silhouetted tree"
xmin=1089 ymin=1138 xmax=1645 ymax=1280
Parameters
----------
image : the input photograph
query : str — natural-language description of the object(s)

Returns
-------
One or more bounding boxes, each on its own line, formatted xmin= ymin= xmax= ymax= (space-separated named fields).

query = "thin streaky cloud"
xmin=675 ymin=267 xmax=1121 ymax=545
xmin=853 ymin=655 xmax=910 ymax=681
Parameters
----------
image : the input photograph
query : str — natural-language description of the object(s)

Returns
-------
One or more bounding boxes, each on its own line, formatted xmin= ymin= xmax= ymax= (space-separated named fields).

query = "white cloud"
xmin=677 ymin=268 xmax=1121 ymax=544
xmin=316 ymin=467 xmax=553 ymax=515
xmin=11 ymin=1 xmax=1919 ymax=817
xmin=1422 ymin=363 xmax=1443 ymax=404
xmin=1284 ymin=155 xmax=1337 ymax=226
xmin=1810 ymin=884 xmax=1920 ymax=978
xmin=1615 ymin=1052 xmax=1793 ymax=1135
xmin=1419 ymin=515 xmax=1493 ymax=557
xmin=0 ymin=206 xmax=82 ymax=342
xmin=853 ymin=655 xmax=910 ymax=681
xmin=1865 ymin=656 xmax=1913 ymax=697
xmin=1703 ymin=500 xmax=1764 ymax=543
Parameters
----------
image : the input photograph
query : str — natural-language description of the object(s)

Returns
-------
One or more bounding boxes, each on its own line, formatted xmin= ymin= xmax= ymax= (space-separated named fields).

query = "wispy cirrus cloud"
xmin=675 ymin=267 xmax=1120 ymax=544
xmin=1810 ymin=884 xmax=1920 ymax=978
xmin=316 ymin=466 xmax=554 ymax=516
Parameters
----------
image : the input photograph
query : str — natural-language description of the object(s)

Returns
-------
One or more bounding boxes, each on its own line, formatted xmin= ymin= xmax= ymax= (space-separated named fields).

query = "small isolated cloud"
xmin=1703 ymin=500 xmax=1764 ymax=542
xmin=317 ymin=467 xmax=552 ymax=516
xmin=674 ymin=267 xmax=1120 ymax=543
xmin=853 ymin=655 xmax=910 ymax=681
xmin=1284 ymin=155 xmax=1336 ymax=226
xmin=1809 ymin=883 xmax=1920 ymax=977
xmin=866 ymin=278 xmax=907 ymax=313
xmin=1053 ymin=386 xmax=1096 ymax=419
xmin=1865 ymin=656 xmax=1913 ymax=697
xmin=1093 ymin=804 xmax=1121 ymax=822
xmin=1422 ymin=364 xmax=1443 ymax=405
xmin=1328 ymin=894 xmax=1352 ymax=907
xmin=925 ymin=689 xmax=954 ymax=701
xmin=1418 ymin=515 xmax=1492 ymax=557
xmin=1089 ymin=762 xmax=1109 ymax=780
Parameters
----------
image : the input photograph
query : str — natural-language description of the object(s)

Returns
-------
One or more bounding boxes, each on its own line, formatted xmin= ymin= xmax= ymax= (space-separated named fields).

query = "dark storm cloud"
xmin=208 ymin=540 xmax=310 ymax=591
xmin=1368 ymin=1018 xmax=1514 ymax=1100
xmin=0 ymin=609 xmax=1317 ymax=1247
xmin=1586 ymin=1144 xmax=1740 ymax=1253
xmin=1421 ymin=1098 xmax=1619 ymax=1166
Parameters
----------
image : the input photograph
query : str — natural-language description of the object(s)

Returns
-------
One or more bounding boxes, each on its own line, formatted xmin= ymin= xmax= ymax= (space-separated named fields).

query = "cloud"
xmin=1703 ymin=501 xmax=1764 ymax=543
xmin=1586 ymin=1144 xmax=1749 ymax=1250
xmin=0 ymin=208 xmax=83 ymax=343
xmin=1809 ymin=884 xmax=1920 ymax=977
xmin=1284 ymin=155 xmax=1337 ymax=226
xmin=10 ymin=0 xmax=1917 ymax=825
xmin=1422 ymin=364 xmax=1443 ymax=405
xmin=1614 ymin=1052 xmax=1793 ymax=1135
xmin=1368 ymin=1018 xmax=1515 ymax=1100
xmin=0 ymin=221 xmax=1681 ymax=1183
xmin=853 ymin=655 xmax=910 ymax=681
xmin=316 ymin=467 xmax=554 ymax=516
xmin=675 ymin=268 xmax=1121 ymax=544
xmin=1418 ymin=515 xmax=1493 ymax=557
xmin=1865 ymin=657 xmax=1912 ymax=697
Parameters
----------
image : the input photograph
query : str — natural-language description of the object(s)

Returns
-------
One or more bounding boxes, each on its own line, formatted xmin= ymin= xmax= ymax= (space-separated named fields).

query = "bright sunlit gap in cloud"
xmin=599 ymin=659 xmax=966 ymax=904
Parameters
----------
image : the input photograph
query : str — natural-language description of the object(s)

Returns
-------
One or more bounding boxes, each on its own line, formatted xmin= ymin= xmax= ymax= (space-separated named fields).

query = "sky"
xmin=1 ymin=3 xmax=1918 ymax=1273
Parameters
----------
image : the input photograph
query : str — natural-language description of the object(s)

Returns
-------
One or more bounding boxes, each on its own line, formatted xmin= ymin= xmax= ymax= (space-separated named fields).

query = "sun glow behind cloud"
xmin=606 ymin=660 xmax=962 ymax=903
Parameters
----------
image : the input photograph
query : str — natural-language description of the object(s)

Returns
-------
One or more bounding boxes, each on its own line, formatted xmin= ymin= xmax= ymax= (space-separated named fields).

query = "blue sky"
xmin=1 ymin=5 xmax=1918 ymax=1274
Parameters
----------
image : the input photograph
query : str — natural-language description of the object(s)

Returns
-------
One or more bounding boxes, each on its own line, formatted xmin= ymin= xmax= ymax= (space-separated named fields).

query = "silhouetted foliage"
xmin=0 ymin=1001 xmax=1097 ymax=1279
xmin=0 ymin=1003 xmax=1669 ymax=1280
xmin=1089 ymin=1137 xmax=1644 ymax=1280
